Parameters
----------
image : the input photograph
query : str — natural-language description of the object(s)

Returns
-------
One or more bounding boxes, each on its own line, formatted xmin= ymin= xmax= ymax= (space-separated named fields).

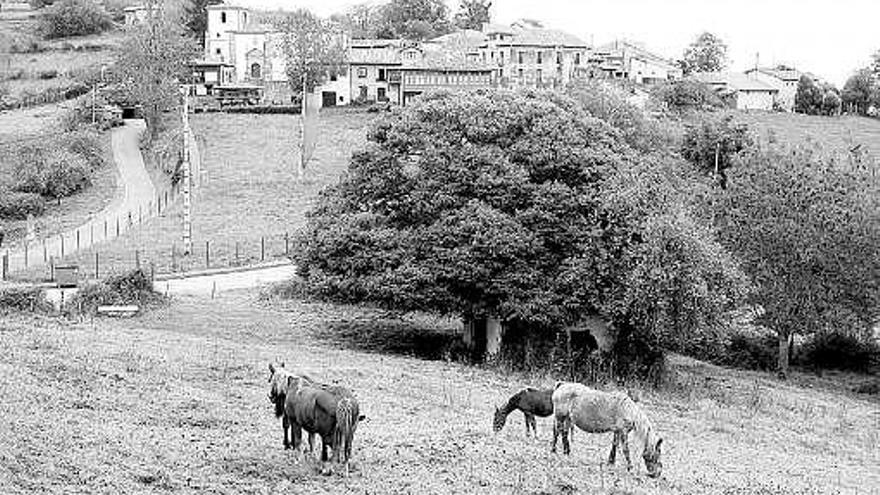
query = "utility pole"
xmin=299 ymin=73 xmax=307 ymax=180
xmin=181 ymin=85 xmax=192 ymax=255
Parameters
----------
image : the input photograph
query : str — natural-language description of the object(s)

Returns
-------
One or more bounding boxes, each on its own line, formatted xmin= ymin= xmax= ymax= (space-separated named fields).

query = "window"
xmin=378 ymin=68 xmax=386 ymax=82
xmin=575 ymin=53 xmax=581 ymax=65
xmin=357 ymin=67 xmax=367 ymax=78
xmin=221 ymin=12 xmax=226 ymax=23
xmin=557 ymin=51 xmax=562 ymax=64
xmin=330 ymin=74 xmax=337 ymax=82
xmin=250 ymin=63 xmax=261 ymax=79
xmin=518 ymin=51 xmax=523 ymax=64
xmin=518 ymin=68 xmax=523 ymax=80
xmin=377 ymin=88 xmax=387 ymax=101
xmin=537 ymin=69 xmax=542 ymax=84
xmin=215 ymin=48 xmax=221 ymax=55
xmin=500 ymin=51 xmax=504 ymax=63
xmin=537 ymin=51 xmax=542 ymax=64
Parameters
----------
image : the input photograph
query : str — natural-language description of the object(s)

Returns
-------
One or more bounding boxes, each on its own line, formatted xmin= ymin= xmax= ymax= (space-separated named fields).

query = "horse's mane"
xmin=626 ymin=398 xmax=657 ymax=452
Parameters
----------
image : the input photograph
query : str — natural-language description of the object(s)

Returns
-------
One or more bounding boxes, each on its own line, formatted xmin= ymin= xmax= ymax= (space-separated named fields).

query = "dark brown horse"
xmin=285 ymin=375 xmax=340 ymax=465
xmin=493 ymin=387 xmax=573 ymax=439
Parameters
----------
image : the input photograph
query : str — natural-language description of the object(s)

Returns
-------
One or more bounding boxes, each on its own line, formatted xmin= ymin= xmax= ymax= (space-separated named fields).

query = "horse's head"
xmin=492 ymin=406 xmax=507 ymax=433
xmin=267 ymin=362 xmax=288 ymax=418
xmin=643 ymin=437 xmax=663 ymax=478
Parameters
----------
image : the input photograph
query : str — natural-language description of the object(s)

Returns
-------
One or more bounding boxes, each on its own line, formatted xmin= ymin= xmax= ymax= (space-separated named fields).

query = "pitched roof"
xmin=509 ymin=27 xmax=588 ymax=47
xmin=692 ymin=72 xmax=779 ymax=92
xmin=746 ymin=67 xmax=803 ymax=81
xmin=405 ymin=42 xmax=492 ymax=71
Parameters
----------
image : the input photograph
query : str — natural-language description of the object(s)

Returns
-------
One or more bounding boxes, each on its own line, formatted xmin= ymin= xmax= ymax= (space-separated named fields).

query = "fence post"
xmin=1 ymin=253 xmax=8 ymax=281
xmin=116 ymin=217 xmax=120 ymax=237
xmin=49 ymin=256 xmax=55 ymax=282
xmin=261 ymin=236 xmax=265 ymax=262
xmin=139 ymin=205 xmax=142 ymax=224
xmin=135 ymin=249 xmax=140 ymax=270
xmin=90 ymin=223 xmax=94 ymax=245
xmin=104 ymin=219 xmax=108 ymax=239
xmin=285 ymin=233 xmax=289 ymax=257
xmin=24 ymin=244 xmax=28 ymax=269
xmin=95 ymin=252 xmax=99 ymax=279
xmin=150 ymin=262 xmax=155 ymax=282
xmin=235 ymin=241 xmax=239 ymax=266
xmin=171 ymin=242 xmax=177 ymax=272
xmin=76 ymin=230 xmax=80 ymax=251
xmin=60 ymin=235 xmax=65 ymax=258
xmin=205 ymin=241 xmax=210 ymax=269
xmin=43 ymin=241 xmax=47 ymax=262
xmin=128 ymin=211 xmax=132 ymax=228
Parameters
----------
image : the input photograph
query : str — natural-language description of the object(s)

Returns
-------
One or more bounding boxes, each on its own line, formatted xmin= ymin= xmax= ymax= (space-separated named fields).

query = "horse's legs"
xmin=608 ymin=431 xmax=619 ymax=465
xmin=320 ymin=434 xmax=330 ymax=462
xmin=524 ymin=412 xmax=536 ymax=437
xmin=308 ymin=432 xmax=315 ymax=456
xmin=282 ymin=415 xmax=291 ymax=450
xmin=561 ymin=418 xmax=571 ymax=455
xmin=551 ymin=416 xmax=560 ymax=453
xmin=621 ymin=431 xmax=632 ymax=471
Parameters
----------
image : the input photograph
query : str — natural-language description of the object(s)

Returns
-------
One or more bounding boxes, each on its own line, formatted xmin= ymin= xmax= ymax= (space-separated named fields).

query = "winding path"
xmin=4 ymin=120 xmax=159 ymax=274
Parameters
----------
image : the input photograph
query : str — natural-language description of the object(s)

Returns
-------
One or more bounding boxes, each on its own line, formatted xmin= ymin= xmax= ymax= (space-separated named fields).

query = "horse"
xmin=267 ymin=363 xmax=364 ymax=473
xmin=285 ymin=375 xmax=340 ymax=466
xmin=551 ymin=382 xmax=663 ymax=478
xmin=493 ymin=387 xmax=557 ymax=437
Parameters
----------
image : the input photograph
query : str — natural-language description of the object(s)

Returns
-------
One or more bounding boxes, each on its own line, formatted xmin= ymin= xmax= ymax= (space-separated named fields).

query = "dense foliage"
xmin=680 ymin=114 xmax=751 ymax=188
xmin=680 ymin=32 xmax=728 ymax=75
xmin=184 ymin=0 xmax=223 ymax=46
xmin=295 ymin=89 xmax=748 ymax=361
xmin=276 ymin=9 xmax=346 ymax=94
xmin=841 ymin=69 xmax=878 ymax=115
xmin=38 ymin=0 xmax=113 ymax=39
xmin=453 ymin=0 xmax=491 ymax=30
xmin=375 ymin=0 xmax=451 ymax=40
xmin=0 ymin=190 xmax=46 ymax=220
xmin=716 ymin=144 xmax=880 ymax=376
xmin=795 ymin=76 xmax=840 ymax=115
xmin=652 ymin=80 xmax=724 ymax=113
xmin=115 ymin=8 xmax=197 ymax=140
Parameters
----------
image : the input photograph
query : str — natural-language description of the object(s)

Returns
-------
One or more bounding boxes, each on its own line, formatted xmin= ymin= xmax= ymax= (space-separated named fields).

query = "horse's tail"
xmin=554 ymin=381 xmax=566 ymax=391
xmin=334 ymin=396 xmax=361 ymax=464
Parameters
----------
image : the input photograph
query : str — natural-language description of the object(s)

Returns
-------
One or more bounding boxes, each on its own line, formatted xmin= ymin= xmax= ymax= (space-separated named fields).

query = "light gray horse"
xmin=551 ymin=382 xmax=663 ymax=478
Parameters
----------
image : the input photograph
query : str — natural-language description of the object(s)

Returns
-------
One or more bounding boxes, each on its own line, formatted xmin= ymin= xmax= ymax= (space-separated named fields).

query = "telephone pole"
xmin=181 ymin=85 xmax=192 ymax=255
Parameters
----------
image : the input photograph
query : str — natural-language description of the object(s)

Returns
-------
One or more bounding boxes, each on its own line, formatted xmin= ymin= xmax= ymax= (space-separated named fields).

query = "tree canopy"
xmin=295 ymin=89 xmax=748 ymax=353
xmin=276 ymin=9 xmax=346 ymax=94
xmin=716 ymin=143 xmax=880 ymax=376
xmin=453 ymin=0 xmax=491 ymax=30
xmin=375 ymin=0 xmax=451 ymax=40
xmin=681 ymin=32 xmax=728 ymax=74
xmin=183 ymin=0 xmax=223 ymax=46
xmin=841 ymin=69 xmax=878 ymax=115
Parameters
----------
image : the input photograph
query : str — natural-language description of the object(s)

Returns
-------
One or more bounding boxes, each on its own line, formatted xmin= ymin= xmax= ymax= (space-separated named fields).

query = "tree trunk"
xmin=777 ymin=330 xmax=791 ymax=379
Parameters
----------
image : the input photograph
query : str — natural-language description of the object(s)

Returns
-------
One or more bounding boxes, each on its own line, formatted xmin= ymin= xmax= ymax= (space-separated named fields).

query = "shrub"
xmin=0 ymin=287 xmax=53 ymax=314
xmin=38 ymin=0 xmax=113 ymax=39
xmin=60 ymin=94 xmax=123 ymax=132
xmin=681 ymin=113 xmax=752 ymax=188
xmin=4 ymin=69 xmax=25 ymax=81
xmin=652 ymin=80 xmax=724 ymax=112
xmin=56 ymin=130 xmax=105 ymax=170
xmin=0 ymin=189 xmax=47 ymax=220
xmin=38 ymin=69 xmax=58 ymax=80
xmin=723 ymin=333 xmax=778 ymax=371
xmin=799 ymin=332 xmax=880 ymax=373
xmin=67 ymin=269 xmax=163 ymax=316
xmin=13 ymin=146 xmax=91 ymax=199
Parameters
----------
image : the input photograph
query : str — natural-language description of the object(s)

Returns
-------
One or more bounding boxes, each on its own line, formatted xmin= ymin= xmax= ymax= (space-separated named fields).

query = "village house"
xmin=692 ymin=71 xmax=779 ymax=111
xmin=122 ymin=4 xmax=154 ymax=26
xmin=586 ymin=39 xmax=682 ymax=84
xmin=478 ymin=20 xmax=590 ymax=88
xmin=744 ymin=66 xmax=805 ymax=112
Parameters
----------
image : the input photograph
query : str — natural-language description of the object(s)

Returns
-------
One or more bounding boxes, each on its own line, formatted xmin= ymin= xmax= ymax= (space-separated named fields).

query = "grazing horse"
xmin=551 ymin=382 xmax=663 ymax=478
xmin=493 ymin=387 xmax=556 ymax=437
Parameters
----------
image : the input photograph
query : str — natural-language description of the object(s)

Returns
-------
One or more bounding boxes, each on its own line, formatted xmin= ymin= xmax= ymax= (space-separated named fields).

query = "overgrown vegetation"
xmin=67 ymin=269 xmax=164 ymax=316
xmin=652 ymin=79 xmax=724 ymax=113
xmin=681 ymin=113 xmax=751 ymax=187
xmin=37 ymin=0 xmax=113 ymax=39
xmin=0 ymin=286 xmax=53 ymax=314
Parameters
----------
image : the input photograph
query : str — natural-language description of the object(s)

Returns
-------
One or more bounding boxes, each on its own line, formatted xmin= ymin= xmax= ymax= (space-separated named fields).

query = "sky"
xmin=238 ymin=0 xmax=880 ymax=86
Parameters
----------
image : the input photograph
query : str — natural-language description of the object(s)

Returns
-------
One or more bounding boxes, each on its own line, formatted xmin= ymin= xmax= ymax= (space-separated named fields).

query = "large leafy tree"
xmin=841 ymin=69 xmax=877 ymax=115
xmin=716 ymin=144 xmax=880 ymax=377
xmin=376 ymin=0 xmax=451 ymax=40
xmin=183 ymin=0 xmax=222 ymax=47
xmin=295 ymin=89 xmax=748 ymax=364
xmin=681 ymin=32 xmax=728 ymax=74
xmin=453 ymin=0 xmax=491 ymax=30
xmin=116 ymin=1 xmax=198 ymax=140
xmin=276 ymin=9 xmax=346 ymax=94
xmin=330 ymin=3 xmax=382 ymax=39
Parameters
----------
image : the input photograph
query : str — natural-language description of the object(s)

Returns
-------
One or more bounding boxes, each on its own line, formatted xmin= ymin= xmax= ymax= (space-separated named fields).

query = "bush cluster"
xmin=0 ymin=286 xmax=53 ymax=314
xmin=652 ymin=80 xmax=725 ymax=113
xmin=0 ymin=190 xmax=47 ymax=220
xmin=38 ymin=0 xmax=113 ymax=39
xmin=799 ymin=332 xmax=880 ymax=373
xmin=222 ymin=105 xmax=302 ymax=114
xmin=67 ymin=269 xmax=163 ymax=316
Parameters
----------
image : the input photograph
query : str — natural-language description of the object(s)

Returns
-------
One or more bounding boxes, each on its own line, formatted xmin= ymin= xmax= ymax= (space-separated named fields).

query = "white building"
xmin=692 ymin=71 xmax=779 ymax=111
xmin=587 ymin=40 xmax=682 ymax=85
xmin=203 ymin=4 xmax=350 ymax=107
xmin=744 ymin=67 xmax=804 ymax=112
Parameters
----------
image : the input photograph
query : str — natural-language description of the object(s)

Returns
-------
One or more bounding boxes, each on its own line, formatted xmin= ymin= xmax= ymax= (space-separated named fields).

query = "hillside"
xmin=735 ymin=112 xmax=880 ymax=164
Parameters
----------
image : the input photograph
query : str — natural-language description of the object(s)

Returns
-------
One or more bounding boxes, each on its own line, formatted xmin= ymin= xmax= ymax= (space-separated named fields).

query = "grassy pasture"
xmin=735 ymin=112 xmax=880 ymax=165
xmin=0 ymin=291 xmax=877 ymax=494
xmin=28 ymin=110 xmax=376 ymax=280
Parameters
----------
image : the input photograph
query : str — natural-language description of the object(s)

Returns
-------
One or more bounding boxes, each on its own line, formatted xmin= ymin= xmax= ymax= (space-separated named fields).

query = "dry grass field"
xmin=0 ymin=291 xmax=877 ymax=495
